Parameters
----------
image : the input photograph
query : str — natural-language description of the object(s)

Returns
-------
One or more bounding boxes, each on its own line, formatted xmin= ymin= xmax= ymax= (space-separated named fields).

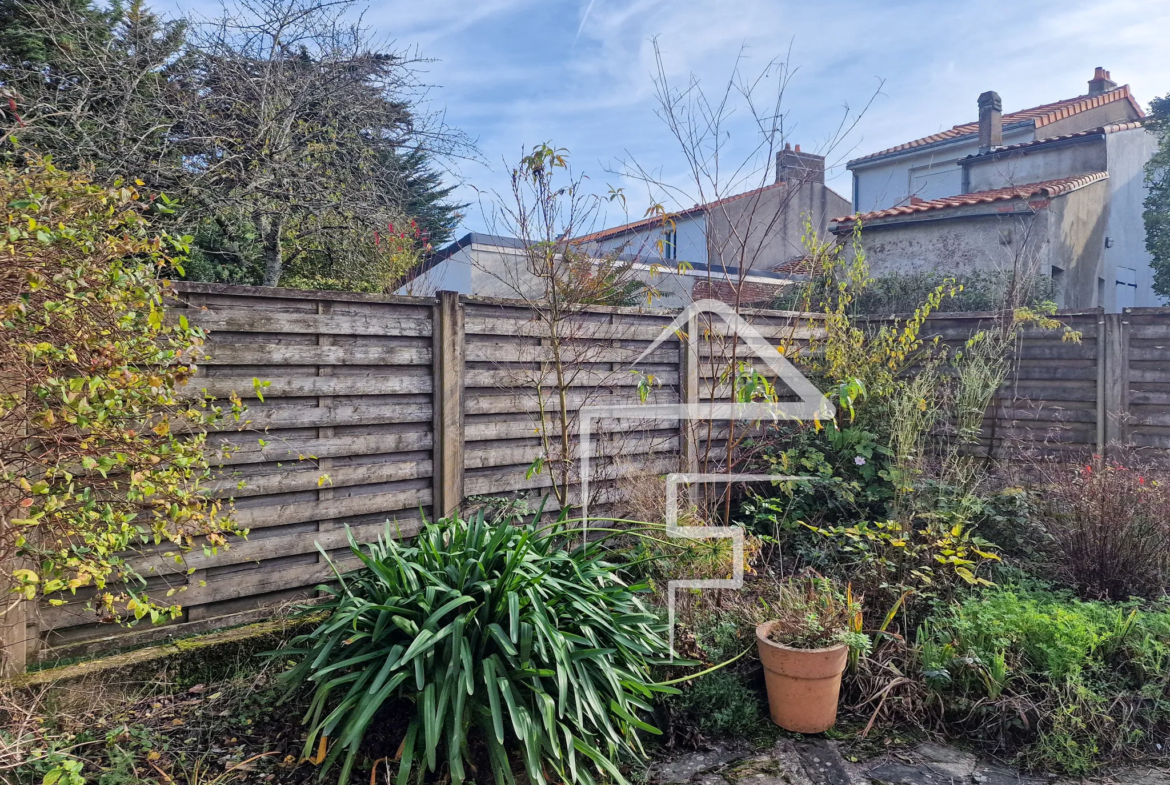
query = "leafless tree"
xmin=612 ymin=43 xmax=880 ymax=520
xmin=0 ymin=0 xmax=186 ymax=180
xmin=473 ymin=144 xmax=679 ymax=513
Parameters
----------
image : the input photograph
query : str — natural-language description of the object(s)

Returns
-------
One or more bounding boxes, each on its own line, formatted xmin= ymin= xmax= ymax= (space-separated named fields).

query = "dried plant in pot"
xmin=755 ymin=575 xmax=868 ymax=733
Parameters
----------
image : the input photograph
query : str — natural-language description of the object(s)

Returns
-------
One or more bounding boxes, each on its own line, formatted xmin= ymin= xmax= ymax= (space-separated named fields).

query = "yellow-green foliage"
xmin=0 ymin=157 xmax=240 ymax=622
xmin=797 ymin=220 xmax=957 ymax=404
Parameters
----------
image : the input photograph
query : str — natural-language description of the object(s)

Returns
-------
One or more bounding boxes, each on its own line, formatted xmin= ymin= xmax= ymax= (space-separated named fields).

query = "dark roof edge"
xmin=400 ymin=232 xmax=526 ymax=285
xmin=961 ymin=121 xmax=1147 ymax=162
xmin=847 ymin=120 xmax=1035 ymax=170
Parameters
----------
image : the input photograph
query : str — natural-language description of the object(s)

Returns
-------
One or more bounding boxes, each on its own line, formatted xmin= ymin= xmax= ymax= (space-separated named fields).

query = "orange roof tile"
xmin=575 ymin=181 xmax=788 ymax=244
xmin=849 ymin=86 xmax=1143 ymax=166
xmin=771 ymin=256 xmax=815 ymax=275
xmin=832 ymin=172 xmax=1109 ymax=226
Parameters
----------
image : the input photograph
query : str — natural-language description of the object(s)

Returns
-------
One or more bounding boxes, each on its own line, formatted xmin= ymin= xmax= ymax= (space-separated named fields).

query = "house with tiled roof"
xmin=395 ymin=231 xmax=808 ymax=308
xmin=401 ymin=146 xmax=846 ymax=307
xmin=849 ymin=69 xmax=1144 ymax=213
xmin=576 ymin=145 xmax=850 ymax=306
xmin=834 ymin=69 xmax=1163 ymax=312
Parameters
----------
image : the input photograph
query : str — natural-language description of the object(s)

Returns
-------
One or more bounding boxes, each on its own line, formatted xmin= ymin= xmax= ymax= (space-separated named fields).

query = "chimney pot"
xmin=978 ymin=90 xmax=1003 ymax=153
xmin=1088 ymin=66 xmax=1117 ymax=97
xmin=795 ymin=144 xmax=801 ymax=152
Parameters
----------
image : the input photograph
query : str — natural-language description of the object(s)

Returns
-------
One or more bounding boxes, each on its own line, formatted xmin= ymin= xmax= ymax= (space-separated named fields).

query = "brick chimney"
xmin=1088 ymin=67 xmax=1117 ymax=97
xmin=775 ymin=143 xmax=825 ymax=185
xmin=978 ymin=91 xmax=1002 ymax=153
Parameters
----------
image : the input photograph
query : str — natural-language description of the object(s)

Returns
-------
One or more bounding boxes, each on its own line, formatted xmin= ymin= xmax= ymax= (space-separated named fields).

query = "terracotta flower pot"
xmin=755 ymin=620 xmax=848 ymax=734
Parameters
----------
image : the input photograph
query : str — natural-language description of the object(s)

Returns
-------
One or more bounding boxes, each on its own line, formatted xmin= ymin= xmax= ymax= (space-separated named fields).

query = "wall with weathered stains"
xmin=706 ymin=181 xmax=849 ymax=272
xmin=964 ymin=137 xmax=1107 ymax=193
xmin=1104 ymin=127 xmax=1165 ymax=309
xmin=1050 ymin=179 xmax=1110 ymax=308
xmin=851 ymin=206 xmax=1053 ymax=282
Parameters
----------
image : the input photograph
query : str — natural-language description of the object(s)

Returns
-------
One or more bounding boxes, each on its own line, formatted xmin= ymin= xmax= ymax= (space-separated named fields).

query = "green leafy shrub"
xmin=0 ymin=157 xmax=240 ymax=627
xmin=918 ymin=589 xmax=1170 ymax=773
xmin=801 ymin=514 xmax=1001 ymax=616
xmin=661 ymin=610 xmax=765 ymax=742
xmin=276 ymin=509 xmax=674 ymax=785
xmin=918 ymin=482 xmax=1047 ymax=566
xmin=667 ymin=669 xmax=764 ymax=740
xmin=743 ymin=422 xmax=895 ymax=537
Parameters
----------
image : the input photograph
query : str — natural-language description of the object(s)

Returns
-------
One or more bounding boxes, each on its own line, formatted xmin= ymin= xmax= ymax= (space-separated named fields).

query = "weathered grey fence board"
xmin=218 ymin=403 xmax=433 ymax=431
xmin=212 ymin=432 xmax=433 ymax=465
xmin=201 ymin=345 xmax=431 ymax=366
xmin=465 ymin=344 xmax=678 ymax=364
xmin=182 ymin=310 xmax=433 ymax=337
xmin=194 ymin=375 xmax=432 ymax=399
xmin=208 ymin=460 xmax=432 ymax=497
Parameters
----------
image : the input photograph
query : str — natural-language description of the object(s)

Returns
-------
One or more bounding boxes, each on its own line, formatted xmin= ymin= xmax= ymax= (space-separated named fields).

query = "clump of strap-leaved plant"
xmin=275 ymin=505 xmax=677 ymax=785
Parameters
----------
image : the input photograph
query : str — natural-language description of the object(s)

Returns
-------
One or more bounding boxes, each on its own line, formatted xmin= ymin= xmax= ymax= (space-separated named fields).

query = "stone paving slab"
xmin=648 ymin=737 xmax=1169 ymax=785
xmin=649 ymin=744 xmax=751 ymax=785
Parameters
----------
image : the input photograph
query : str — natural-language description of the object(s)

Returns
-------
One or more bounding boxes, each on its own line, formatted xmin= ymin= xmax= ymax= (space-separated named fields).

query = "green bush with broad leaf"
xmin=275 ymin=508 xmax=675 ymax=785
xmin=0 ymin=156 xmax=241 ymax=627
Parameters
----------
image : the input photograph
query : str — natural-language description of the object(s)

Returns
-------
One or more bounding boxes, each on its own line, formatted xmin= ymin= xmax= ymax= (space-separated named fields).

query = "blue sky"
xmin=158 ymin=0 xmax=1170 ymax=239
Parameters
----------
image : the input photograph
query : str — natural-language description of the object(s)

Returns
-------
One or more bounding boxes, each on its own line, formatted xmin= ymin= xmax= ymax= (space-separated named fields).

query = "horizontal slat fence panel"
xmin=907 ymin=310 xmax=1104 ymax=459
xmin=36 ymin=285 xmax=440 ymax=657
xmin=28 ymin=283 xmax=1166 ymax=665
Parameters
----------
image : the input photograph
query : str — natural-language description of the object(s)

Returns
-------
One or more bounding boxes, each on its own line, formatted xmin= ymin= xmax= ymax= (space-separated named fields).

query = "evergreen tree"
xmin=1145 ymin=94 xmax=1170 ymax=297
xmin=0 ymin=0 xmax=112 ymax=68
xmin=387 ymin=148 xmax=465 ymax=249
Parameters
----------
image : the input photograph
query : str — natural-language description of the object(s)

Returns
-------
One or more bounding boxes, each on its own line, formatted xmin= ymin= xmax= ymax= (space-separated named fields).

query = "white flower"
xmin=854 ymin=456 xmax=866 ymax=466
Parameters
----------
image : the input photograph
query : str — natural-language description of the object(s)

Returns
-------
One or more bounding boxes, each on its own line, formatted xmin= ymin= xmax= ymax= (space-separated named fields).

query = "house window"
xmin=1051 ymin=266 xmax=1065 ymax=307
xmin=663 ymin=228 xmax=677 ymax=261
xmin=908 ymin=162 xmax=962 ymax=203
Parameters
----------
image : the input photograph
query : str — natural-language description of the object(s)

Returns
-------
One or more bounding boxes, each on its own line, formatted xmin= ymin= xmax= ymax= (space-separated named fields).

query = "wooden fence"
xmin=18 ymin=284 xmax=1170 ymax=664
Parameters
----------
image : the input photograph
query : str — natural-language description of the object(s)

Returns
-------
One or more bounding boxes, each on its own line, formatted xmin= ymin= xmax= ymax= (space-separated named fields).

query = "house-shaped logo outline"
xmin=577 ymin=299 xmax=834 ymax=658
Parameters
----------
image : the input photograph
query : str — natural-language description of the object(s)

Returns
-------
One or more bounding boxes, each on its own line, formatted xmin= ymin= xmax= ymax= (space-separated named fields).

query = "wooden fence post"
xmin=433 ymin=291 xmax=465 ymax=519
xmin=1101 ymin=312 xmax=1130 ymax=454
xmin=680 ymin=311 xmax=699 ymax=502
xmin=1095 ymin=312 xmax=1106 ymax=458
xmin=1 ymin=368 xmax=31 ymax=674
xmin=0 ymin=592 xmax=28 ymax=676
